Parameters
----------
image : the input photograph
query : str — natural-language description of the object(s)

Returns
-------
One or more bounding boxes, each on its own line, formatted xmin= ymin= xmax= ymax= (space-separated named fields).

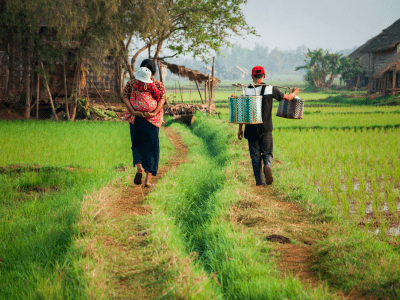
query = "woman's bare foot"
xmin=136 ymin=163 xmax=144 ymax=173
xmin=144 ymin=172 xmax=153 ymax=187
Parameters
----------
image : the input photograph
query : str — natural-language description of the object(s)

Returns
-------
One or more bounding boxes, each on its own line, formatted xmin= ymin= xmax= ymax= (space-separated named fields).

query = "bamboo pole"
xmin=24 ymin=50 xmax=31 ymax=119
xmin=204 ymin=82 xmax=207 ymax=105
xmin=70 ymin=63 xmax=80 ymax=122
xmin=208 ymin=74 xmax=211 ymax=115
xmin=63 ymin=56 xmax=70 ymax=119
xmin=40 ymin=60 xmax=58 ymax=121
xmin=178 ymin=80 xmax=183 ymax=103
xmin=195 ymin=80 xmax=204 ymax=104
xmin=36 ymin=65 xmax=39 ymax=120
xmin=211 ymin=56 xmax=215 ymax=105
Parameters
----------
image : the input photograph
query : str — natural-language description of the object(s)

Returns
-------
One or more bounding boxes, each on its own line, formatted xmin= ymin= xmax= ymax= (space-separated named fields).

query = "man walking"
xmin=238 ymin=66 xmax=299 ymax=186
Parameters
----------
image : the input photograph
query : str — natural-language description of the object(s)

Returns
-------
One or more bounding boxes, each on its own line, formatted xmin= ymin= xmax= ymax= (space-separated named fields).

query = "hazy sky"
xmin=235 ymin=0 xmax=400 ymax=52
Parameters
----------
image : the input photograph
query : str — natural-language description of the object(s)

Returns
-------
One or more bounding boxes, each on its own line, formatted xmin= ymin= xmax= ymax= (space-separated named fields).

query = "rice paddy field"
xmin=1 ymin=85 xmax=399 ymax=299
xmin=215 ymin=88 xmax=400 ymax=238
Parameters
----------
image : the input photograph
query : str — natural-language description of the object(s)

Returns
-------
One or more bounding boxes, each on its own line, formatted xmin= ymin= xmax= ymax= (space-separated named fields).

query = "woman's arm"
xmin=121 ymin=96 xmax=143 ymax=117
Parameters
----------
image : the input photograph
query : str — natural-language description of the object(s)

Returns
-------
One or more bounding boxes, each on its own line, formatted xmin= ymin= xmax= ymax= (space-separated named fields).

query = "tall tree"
xmin=339 ymin=57 xmax=366 ymax=90
xmin=296 ymin=49 xmax=342 ymax=89
xmin=0 ymin=0 xmax=147 ymax=118
xmin=126 ymin=0 xmax=256 ymax=78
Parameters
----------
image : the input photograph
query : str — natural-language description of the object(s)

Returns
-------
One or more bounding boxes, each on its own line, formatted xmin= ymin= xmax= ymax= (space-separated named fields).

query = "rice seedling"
xmin=274 ymin=127 xmax=400 ymax=236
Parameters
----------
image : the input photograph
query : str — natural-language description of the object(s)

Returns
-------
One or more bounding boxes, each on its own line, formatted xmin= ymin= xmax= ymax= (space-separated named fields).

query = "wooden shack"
xmin=0 ymin=24 xmax=123 ymax=118
xmin=348 ymin=18 xmax=400 ymax=95
xmin=159 ymin=59 xmax=220 ymax=105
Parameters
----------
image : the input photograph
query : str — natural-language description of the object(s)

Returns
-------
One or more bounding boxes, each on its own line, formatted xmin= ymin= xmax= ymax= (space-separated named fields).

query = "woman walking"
xmin=121 ymin=59 xmax=166 ymax=187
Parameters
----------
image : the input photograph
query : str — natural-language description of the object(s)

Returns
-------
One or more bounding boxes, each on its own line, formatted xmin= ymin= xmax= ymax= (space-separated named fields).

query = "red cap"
xmin=252 ymin=66 xmax=265 ymax=76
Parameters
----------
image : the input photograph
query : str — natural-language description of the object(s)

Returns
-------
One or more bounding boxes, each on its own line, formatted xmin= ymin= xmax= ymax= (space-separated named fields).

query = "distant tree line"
xmin=163 ymin=45 xmax=359 ymax=81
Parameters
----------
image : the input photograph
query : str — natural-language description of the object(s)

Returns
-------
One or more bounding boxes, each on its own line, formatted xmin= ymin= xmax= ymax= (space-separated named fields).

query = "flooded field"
xmin=271 ymin=107 xmax=400 ymax=237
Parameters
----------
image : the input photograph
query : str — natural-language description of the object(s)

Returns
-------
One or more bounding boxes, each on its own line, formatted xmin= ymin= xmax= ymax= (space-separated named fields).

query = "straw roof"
xmin=373 ymin=52 xmax=400 ymax=78
xmin=159 ymin=60 xmax=220 ymax=85
xmin=349 ymin=18 xmax=400 ymax=59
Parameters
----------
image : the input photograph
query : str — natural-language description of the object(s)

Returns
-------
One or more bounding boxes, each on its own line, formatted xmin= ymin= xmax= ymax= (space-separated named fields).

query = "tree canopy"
xmin=295 ymin=48 xmax=365 ymax=89
xmin=124 ymin=0 xmax=257 ymax=78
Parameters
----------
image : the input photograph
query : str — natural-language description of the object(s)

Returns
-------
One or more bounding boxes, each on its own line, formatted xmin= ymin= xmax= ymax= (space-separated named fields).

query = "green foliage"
xmin=296 ymin=49 xmax=343 ymax=89
xmin=126 ymin=0 xmax=256 ymax=72
xmin=0 ymin=120 xmax=174 ymax=299
xmin=339 ymin=56 xmax=366 ymax=85
xmin=148 ymin=117 xmax=335 ymax=299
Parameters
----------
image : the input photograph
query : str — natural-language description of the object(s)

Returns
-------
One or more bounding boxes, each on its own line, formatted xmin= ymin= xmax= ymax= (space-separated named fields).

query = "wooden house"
xmin=0 ymin=24 xmax=124 ymax=117
xmin=348 ymin=18 xmax=400 ymax=95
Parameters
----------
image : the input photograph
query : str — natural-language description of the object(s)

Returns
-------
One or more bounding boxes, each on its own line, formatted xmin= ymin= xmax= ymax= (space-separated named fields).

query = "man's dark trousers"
xmin=248 ymin=132 xmax=273 ymax=185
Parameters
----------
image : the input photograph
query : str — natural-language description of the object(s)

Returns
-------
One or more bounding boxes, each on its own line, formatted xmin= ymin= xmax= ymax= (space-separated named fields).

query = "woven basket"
xmin=276 ymin=97 xmax=304 ymax=119
xmin=229 ymin=85 xmax=263 ymax=124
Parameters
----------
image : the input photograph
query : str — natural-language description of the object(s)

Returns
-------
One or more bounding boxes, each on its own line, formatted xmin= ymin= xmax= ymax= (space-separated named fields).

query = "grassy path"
xmin=74 ymin=118 xmax=396 ymax=299
xmin=74 ymin=126 xmax=211 ymax=299
xmin=234 ymin=156 xmax=369 ymax=299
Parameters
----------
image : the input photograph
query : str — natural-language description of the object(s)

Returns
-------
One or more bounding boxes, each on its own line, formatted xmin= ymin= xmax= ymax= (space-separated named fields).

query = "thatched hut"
xmin=159 ymin=59 xmax=220 ymax=105
xmin=348 ymin=18 xmax=400 ymax=95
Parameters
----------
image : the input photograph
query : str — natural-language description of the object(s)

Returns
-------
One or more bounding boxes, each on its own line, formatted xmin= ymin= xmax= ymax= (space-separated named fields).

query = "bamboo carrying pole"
xmin=40 ymin=60 xmax=58 ymax=121
xmin=231 ymin=83 xmax=298 ymax=94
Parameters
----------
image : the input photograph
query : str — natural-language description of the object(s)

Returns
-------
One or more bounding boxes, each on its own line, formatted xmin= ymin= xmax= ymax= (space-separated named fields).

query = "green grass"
xmin=148 ymin=114 xmax=337 ymax=299
xmin=0 ymin=120 xmax=172 ymax=299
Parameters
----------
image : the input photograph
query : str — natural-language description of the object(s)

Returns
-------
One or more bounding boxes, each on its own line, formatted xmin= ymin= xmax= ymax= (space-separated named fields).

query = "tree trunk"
xmin=130 ymin=45 xmax=148 ymax=79
xmin=355 ymin=76 xmax=360 ymax=91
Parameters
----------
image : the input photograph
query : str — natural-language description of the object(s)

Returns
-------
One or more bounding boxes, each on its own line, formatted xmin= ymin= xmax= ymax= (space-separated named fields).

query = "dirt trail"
xmin=234 ymin=162 xmax=374 ymax=300
xmin=109 ymin=126 xmax=188 ymax=218
xmin=79 ymin=126 xmax=190 ymax=299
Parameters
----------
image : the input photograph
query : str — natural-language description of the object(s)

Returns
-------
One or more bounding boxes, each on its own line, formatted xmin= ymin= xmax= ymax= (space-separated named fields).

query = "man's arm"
xmin=283 ymin=87 xmax=300 ymax=101
xmin=238 ymin=124 xmax=243 ymax=140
